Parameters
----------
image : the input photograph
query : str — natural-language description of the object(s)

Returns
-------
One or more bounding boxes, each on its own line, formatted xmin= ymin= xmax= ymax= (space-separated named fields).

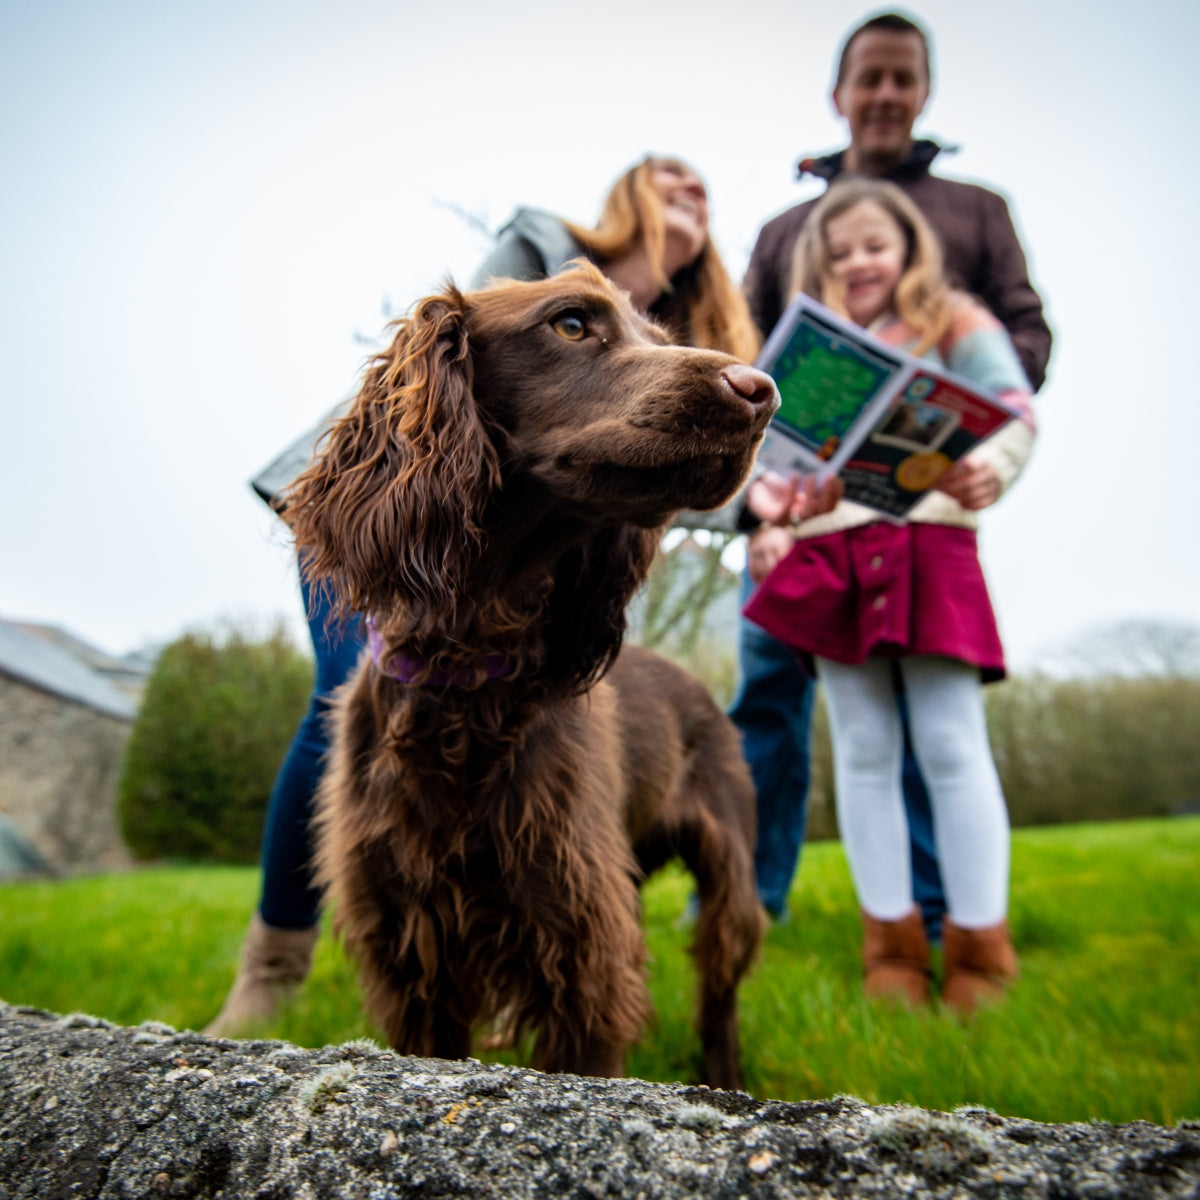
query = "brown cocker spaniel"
xmin=286 ymin=262 xmax=777 ymax=1090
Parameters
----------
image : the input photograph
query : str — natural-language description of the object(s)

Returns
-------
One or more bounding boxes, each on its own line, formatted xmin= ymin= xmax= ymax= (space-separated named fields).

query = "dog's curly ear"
xmin=286 ymin=288 xmax=500 ymax=634
xmin=543 ymin=526 xmax=662 ymax=692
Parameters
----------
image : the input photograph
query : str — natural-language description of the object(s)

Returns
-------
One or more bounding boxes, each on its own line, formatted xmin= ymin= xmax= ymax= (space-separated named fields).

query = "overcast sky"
xmin=2 ymin=0 xmax=1195 ymax=672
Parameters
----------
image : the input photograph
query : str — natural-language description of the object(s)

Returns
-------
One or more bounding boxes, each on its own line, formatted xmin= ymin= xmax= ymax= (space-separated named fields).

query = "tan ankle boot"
xmin=941 ymin=918 xmax=1018 ymax=1015
xmin=204 ymin=914 xmax=319 ymax=1037
xmin=862 ymin=908 xmax=933 ymax=1007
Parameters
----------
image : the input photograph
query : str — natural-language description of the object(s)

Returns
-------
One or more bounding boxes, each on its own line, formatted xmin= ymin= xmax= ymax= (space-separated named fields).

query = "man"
xmin=734 ymin=11 xmax=1052 ymax=932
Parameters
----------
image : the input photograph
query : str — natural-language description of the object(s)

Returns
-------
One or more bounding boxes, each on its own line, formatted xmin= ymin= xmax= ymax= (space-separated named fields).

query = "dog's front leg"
xmin=543 ymin=1032 xmax=628 ymax=1079
xmin=529 ymin=981 xmax=643 ymax=1079
xmin=382 ymin=998 xmax=472 ymax=1062
xmin=353 ymin=907 xmax=474 ymax=1061
xmin=525 ymin=875 xmax=650 ymax=1079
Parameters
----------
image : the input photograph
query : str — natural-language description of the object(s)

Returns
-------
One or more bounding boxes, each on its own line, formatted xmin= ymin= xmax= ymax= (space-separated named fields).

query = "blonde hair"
xmin=565 ymin=156 xmax=761 ymax=362
xmin=790 ymin=178 xmax=951 ymax=355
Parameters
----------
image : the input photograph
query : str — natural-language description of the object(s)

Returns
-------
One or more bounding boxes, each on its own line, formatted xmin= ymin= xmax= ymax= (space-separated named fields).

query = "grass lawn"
xmin=1 ymin=816 xmax=1196 ymax=1126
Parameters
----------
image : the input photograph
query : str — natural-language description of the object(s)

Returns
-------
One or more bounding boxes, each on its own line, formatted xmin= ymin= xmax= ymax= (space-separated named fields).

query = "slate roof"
xmin=12 ymin=621 xmax=154 ymax=697
xmin=0 ymin=617 xmax=137 ymax=720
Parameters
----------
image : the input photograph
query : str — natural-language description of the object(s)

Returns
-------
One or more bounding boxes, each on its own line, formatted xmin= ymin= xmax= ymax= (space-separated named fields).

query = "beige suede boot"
xmin=941 ymin=918 xmax=1019 ymax=1016
xmin=203 ymin=914 xmax=319 ymax=1037
xmin=862 ymin=907 xmax=933 ymax=1007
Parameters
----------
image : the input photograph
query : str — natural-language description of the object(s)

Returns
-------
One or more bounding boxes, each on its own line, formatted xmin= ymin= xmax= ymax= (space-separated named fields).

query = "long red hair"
xmin=566 ymin=156 xmax=760 ymax=362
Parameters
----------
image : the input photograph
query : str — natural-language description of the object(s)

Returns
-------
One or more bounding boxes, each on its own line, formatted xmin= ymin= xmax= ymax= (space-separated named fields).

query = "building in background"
xmin=0 ymin=618 xmax=152 ymax=877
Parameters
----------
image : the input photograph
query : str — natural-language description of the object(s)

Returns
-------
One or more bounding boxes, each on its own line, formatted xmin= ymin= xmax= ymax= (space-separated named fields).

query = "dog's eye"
xmin=551 ymin=312 xmax=588 ymax=341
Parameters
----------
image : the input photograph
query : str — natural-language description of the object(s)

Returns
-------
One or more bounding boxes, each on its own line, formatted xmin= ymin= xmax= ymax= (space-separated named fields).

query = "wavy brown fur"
xmin=286 ymin=263 xmax=776 ymax=1088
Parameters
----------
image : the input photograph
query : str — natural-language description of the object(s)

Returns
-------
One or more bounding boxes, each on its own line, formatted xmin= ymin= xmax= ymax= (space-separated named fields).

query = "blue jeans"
xmin=729 ymin=571 xmax=814 ymax=919
xmin=257 ymin=573 xmax=365 ymax=930
xmin=897 ymin=683 xmax=946 ymax=942
xmin=732 ymin=569 xmax=946 ymax=935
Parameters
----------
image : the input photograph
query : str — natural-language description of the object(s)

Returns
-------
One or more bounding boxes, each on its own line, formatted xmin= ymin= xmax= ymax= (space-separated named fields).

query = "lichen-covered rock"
xmin=1 ymin=1002 xmax=1197 ymax=1198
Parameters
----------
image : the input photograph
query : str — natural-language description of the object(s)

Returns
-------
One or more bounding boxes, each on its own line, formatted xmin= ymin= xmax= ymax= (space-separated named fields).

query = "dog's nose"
xmin=720 ymin=363 xmax=779 ymax=417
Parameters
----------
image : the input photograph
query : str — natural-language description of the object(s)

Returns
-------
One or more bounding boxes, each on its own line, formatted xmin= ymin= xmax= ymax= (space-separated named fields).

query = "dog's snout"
xmin=720 ymin=363 xmax=779 ymax=417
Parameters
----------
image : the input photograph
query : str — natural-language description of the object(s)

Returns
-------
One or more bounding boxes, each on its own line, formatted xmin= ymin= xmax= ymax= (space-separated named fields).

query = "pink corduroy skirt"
xmin=743 ymin=521 xmax=1006 ymax=683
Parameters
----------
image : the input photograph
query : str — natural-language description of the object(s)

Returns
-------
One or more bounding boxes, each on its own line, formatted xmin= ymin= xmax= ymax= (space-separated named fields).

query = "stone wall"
xmin=0 ymin=676 xmax=132 ymax=872
xmin=2 ymin=1002 xmax=1198 ymax=1199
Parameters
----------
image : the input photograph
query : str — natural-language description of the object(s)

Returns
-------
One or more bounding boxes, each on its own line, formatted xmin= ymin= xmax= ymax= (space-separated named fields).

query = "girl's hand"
xmin=745 ymin=471 xmax=797 ymax=522
xmin=747 ymin=524 xmax=796 ymax=583
xmin=800 ymin=473 xmax=844 ymax=520
xmin=746 ymin=471 xmax=843 ymax=525
xmin=936 ymin=455 xmax=1002 ymax=510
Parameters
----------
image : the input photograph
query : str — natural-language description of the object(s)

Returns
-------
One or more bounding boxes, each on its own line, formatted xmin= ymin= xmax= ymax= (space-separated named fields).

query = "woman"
xmin=470 ymin=157 xmax=758 ymax=361
xmin=204 ymin=155 xmax=759 ymax=1037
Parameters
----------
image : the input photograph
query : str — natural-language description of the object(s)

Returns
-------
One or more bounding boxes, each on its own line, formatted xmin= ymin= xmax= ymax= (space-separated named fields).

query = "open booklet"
xmin=754 ymin=294 xmax=1019 ymax=520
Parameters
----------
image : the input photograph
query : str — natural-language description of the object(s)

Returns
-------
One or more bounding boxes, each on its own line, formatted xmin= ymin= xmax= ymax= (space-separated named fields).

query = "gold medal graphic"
xmin=894 ymin=451 xmax=953 ymax=493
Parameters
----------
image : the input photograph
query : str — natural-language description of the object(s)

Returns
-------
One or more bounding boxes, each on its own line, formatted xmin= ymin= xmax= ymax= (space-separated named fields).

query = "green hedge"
xmin=658 ymin=624 xmax=1200 ymax=838
xmin=801 ymin=672 xmax=1200 ymax=839
xmin=986 ymin=672 xmax=1200 ymax=826
xmin=117 ymin=623 xmax=314 ymax=863
xmin=117 ymin=610 xmax=1200 ymax=862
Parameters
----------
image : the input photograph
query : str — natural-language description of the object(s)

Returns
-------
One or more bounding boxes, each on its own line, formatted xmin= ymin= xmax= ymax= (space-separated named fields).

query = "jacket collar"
xmin=499 ymin=207 xmax=590 ymax=277
xmin=795 ymin=138 xmax=955 ymax=185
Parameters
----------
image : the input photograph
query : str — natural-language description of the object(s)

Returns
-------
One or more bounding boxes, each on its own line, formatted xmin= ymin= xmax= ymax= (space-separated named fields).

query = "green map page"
xmin=773 ymin=323 xmax=892 ymax=447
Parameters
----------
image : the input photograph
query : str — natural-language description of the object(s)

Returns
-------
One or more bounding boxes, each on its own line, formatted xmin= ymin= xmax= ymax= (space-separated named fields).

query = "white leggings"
xmin=817 ymin=655 xmax=1009 ymax=929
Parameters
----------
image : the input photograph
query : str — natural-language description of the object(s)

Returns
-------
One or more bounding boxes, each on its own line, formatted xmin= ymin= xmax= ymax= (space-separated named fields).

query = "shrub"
xmin=117 ymin=622 xmax=313 ymax=863
xmin=986 ymin=672 xmax=1200 ymax=826
xmin=808 ymin=672 xmax=1200 ymax=840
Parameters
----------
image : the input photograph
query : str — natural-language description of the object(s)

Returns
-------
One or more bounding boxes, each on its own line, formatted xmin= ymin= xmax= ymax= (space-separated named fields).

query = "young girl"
xmin=743 ymin=177 xmax=1036 ymax=1013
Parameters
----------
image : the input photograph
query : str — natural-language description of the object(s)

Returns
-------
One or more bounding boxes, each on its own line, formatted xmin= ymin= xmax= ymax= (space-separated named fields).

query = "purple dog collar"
xmin=367 ymin=621 xmax=513 ymax=687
